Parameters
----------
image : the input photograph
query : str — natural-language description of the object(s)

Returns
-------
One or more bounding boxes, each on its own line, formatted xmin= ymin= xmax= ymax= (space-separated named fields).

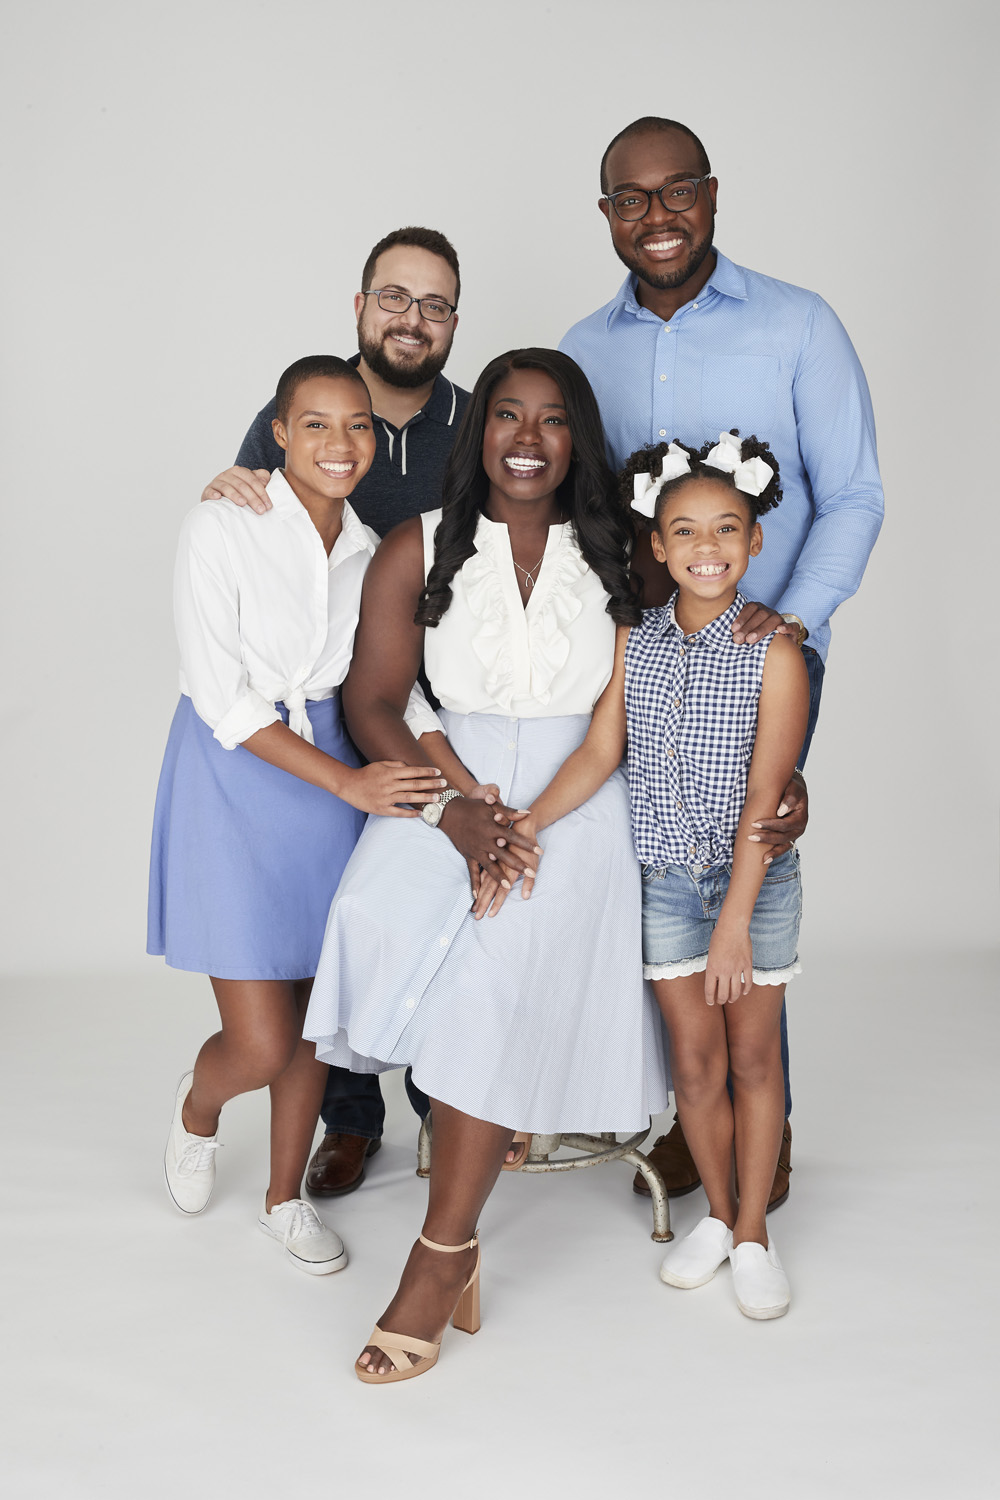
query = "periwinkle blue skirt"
xmin=304 ymin=710 xmax=671 ymax=1134
xmin=147 ymin=694 xmax=365 ymax=980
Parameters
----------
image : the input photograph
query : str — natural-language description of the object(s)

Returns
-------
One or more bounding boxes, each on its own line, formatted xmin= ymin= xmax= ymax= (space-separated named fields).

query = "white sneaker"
xmin=258 ymin=1198 xmax=348 ymax=1275
xmin=164 ymin=1071 xmax=219 ymax=1215
xmin=659 ymin=1215 xmax=734 ymax=1288
xmin=729 ymin=1239 xmax=791 ymax=1319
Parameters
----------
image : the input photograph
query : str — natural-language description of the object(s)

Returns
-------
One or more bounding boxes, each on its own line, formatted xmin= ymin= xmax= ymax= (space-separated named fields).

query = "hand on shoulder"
xmin=200 ymin=467 xmax=272 ymax=513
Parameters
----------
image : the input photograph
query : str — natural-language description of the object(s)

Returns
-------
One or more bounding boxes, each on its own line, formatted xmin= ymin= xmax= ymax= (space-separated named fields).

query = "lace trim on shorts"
xmin=643 ymin=957 xmax=802 ymax=985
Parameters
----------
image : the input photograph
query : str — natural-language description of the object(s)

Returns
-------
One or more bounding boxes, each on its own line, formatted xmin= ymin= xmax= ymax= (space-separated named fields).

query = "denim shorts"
xmin=640 ymin=848 xmax=802 ymax=985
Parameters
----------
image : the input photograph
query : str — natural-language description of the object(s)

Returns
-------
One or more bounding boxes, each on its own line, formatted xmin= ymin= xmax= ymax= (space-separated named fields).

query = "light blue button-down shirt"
xmin=560 ymin=252 xmax=884 ymax=661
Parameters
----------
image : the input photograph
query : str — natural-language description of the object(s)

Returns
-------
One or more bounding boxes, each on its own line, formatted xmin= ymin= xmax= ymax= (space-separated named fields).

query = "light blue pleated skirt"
xmin=304 ymin=711 xmax=670 ymax=1133
xmin=147 ymin=694 xmax=365 ymax=980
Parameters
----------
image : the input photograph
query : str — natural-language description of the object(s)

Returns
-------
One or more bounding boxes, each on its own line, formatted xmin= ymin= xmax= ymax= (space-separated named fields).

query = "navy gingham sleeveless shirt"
xmin=624 ymin=592 xmax=772 ymax=868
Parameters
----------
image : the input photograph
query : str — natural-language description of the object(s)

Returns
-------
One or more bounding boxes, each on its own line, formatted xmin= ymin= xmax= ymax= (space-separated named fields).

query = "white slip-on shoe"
xmin=258 ymin=1198 xmax=348 ymax=1275
xmin=659 ymin=1215 xmax=734 ymax=1288
xmin=164 ymin=1071 xmax=220 ymax=1216
xmin=729 ymin=1239 xmax=791 ymax=1320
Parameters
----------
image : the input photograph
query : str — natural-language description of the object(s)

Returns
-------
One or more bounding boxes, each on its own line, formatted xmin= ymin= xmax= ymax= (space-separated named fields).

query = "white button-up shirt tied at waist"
xmin=174 ymin=469 xmax=440 ymax=750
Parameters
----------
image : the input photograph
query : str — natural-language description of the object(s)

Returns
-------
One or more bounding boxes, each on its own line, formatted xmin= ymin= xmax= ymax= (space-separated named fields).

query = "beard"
xmin=615 ymin=221 xmax=715 ymax=292
xmin=357 ymin=319 xmax=454 ymax=390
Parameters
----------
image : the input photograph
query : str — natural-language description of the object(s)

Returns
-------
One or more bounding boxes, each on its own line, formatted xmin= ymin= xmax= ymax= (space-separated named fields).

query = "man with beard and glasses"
xmin=199 ymin=226 xmax=469 ymax=1198
xmin=560 ymin=116 xmax=884 ymax=1213
xmin=206 ymin=226 xmax=468 ymax=536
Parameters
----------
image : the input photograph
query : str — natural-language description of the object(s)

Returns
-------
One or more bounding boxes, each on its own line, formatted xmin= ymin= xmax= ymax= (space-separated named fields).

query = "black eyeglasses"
xmin=603 ymin=175 xmax=713 ymax=222
xmin=362 ymin=288 xmax=456 ymax=323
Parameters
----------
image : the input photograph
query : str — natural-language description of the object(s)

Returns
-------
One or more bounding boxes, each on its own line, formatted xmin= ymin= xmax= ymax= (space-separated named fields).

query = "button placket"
xmin=654 ymin=321 xmax=676 ymax=442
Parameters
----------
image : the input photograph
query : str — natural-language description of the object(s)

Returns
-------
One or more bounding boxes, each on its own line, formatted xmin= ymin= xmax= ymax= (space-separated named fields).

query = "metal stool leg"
xmin=416 ymin=1113 xmax=432 ymax=1178
xmin=621 ymin=1149 xmax=673 ymax=1242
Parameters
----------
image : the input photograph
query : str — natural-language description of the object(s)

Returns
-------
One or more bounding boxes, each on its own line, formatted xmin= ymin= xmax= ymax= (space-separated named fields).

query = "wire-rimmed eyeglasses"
xmin=362 ymin=288 xmax=456 ymax=323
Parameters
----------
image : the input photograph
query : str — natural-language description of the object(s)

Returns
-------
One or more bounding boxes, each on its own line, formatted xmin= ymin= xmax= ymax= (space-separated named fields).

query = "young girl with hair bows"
xmin=147 ymin=354 xmax=445 ymax=1273
xmin=518 ymin=430 xmax=809 ymax=1318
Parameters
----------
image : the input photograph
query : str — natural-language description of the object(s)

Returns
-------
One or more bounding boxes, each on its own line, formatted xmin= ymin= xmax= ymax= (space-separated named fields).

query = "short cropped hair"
xmin=274 ymin=354 xmax=369 ymax=424
xmin=600 ymin=117 xmax=711 ymax=193
xmin=360 ymin=226 xmax=461 ymax=307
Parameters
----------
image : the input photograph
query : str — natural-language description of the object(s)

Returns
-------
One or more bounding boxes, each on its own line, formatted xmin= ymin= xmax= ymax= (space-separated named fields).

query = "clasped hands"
xmin=442 ymin=769 xmax=809 ymax=923
xmin=435 ymin=785 xmax=541 ymax=920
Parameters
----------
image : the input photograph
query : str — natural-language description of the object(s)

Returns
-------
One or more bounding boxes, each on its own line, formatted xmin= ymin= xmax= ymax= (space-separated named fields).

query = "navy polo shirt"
xmin=235 ymin=353 xmax=471 ymax=538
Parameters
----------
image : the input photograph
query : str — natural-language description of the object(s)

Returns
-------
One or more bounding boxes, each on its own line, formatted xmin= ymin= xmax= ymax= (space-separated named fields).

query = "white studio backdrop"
xmin=1 ymin=0 xmax=996 ymax=974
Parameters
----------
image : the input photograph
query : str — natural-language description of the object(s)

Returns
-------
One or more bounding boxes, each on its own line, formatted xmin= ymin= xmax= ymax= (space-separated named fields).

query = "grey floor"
xmin=2 ymin=950 xmax=996 ymax=1499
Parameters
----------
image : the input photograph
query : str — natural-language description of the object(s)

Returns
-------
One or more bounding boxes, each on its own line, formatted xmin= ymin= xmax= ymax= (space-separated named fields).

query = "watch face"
xmin=421 ymin=800 xmax=444 ymax=827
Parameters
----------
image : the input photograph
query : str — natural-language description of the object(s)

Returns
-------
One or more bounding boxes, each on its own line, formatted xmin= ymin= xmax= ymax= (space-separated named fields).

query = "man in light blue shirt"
xmin=562 ymin=116 xmax=884 ymax=1208
xmin=561 ymin=117 xmax=883 ymax=669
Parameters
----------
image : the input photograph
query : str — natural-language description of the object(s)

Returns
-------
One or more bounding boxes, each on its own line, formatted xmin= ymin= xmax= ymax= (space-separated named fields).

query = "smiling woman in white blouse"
xmin=302 ymin=349 xmax=672 ymax=1382
xmin=147 ymin=354 xmax=444 ymax=1273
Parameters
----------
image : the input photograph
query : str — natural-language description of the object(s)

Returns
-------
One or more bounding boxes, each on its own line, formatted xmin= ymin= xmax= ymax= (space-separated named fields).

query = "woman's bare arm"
xmin=342 ymin=519 xmax=539 ymax=875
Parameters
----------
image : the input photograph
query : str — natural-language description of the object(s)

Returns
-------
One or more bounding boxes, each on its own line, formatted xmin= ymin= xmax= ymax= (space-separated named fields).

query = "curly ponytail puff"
xmin=617 ymin=430 xmax=783 ymax=528
xmin=616 ymin=439 xmax=700 ymax=513
xmin=693 ymin=429 xmax=782 ymax=519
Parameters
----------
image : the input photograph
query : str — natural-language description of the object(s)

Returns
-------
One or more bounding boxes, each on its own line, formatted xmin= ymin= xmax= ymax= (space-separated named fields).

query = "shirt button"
xmin=666 ymin=747 xmax=675 ymax=758
xmin=679 ymin=646 xmax=686 ymax=656
xmin=673 ymin=698 xmax=681 ymax=708
xmin=675 ymin=801 xmax=683 ymax=811
xmin=439 ymin=936 xmax=449 ymax=947
xmin=693 ymin=302 xmax=699 ymax=309
xmin=664 ymin=325 xmax=672 ymax=333
xmin=507 ymin=740 xmax=516 ymax=750
xmin=405 ymin=997 xmax=416 ymax=1009
xmin=689 ymin=844 xmax=697 ymax=856
xmin=658 ymin=429 xmax=667 ymax=437
xmin=659 ymin=374 xmax=666 ymax=382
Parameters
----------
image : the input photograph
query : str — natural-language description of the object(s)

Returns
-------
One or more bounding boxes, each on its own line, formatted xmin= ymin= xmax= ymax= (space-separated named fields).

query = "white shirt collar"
xmin=266 ymin=468 xmax=375 ymax=565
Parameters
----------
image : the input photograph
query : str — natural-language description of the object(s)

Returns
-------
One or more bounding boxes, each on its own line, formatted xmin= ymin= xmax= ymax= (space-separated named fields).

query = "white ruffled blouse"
xmin=417 ymin=509 xmax=616 ymax=721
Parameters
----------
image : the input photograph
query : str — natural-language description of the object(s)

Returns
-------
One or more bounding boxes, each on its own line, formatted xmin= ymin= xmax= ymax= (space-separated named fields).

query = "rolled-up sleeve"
xmin=403 ymin=681 xmax=445 ymax=740
xmin=778 ymin=295 xmax=884 ymax=633
xmin=173 ymin=509 xmax=280 ymax=749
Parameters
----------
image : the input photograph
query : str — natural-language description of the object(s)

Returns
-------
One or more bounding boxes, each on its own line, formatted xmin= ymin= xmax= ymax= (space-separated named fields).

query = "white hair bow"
xmin=702 ymin=431 xmax=773 ymax=498
xmin=631 ymin=444 xmax=691 ymax=517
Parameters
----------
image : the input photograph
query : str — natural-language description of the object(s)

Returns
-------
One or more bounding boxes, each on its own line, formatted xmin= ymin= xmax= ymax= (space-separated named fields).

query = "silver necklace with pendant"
xmin=513 ymin=553 xmax=546 ymax=591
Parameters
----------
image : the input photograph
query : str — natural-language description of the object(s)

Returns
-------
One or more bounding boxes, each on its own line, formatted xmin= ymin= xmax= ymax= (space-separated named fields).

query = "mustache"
xmin=382 ymin=324 xmax=431 ymax=348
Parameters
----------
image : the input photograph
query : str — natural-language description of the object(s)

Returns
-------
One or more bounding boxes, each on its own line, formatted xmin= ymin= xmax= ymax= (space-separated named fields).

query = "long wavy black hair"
xmin=415 ymin=348 xmax=640 ymax=627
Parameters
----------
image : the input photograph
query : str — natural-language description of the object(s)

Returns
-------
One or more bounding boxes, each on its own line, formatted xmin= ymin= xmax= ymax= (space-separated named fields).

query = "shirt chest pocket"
xmin=700 ymin=355 xmax=779 ymax=438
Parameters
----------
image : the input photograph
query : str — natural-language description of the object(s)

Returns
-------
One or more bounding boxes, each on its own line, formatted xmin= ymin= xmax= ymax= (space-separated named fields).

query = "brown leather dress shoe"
xmin=766 ymin=1119 xmax=792 ymax=1213
xmin=632 ymin=1113 xmax=702 ymax=1198
xmin=306 ymin=1133 xmax=381 ymax=1197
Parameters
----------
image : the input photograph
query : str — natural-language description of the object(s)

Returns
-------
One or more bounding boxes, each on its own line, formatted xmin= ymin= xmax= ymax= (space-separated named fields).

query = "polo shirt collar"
xmin=649 ymin=590 xmax=747 ymax=651
xmin=350 ymin=351 xmax=460 ymax=430
xmin=607 ymin=248 xmax=748 ymax=328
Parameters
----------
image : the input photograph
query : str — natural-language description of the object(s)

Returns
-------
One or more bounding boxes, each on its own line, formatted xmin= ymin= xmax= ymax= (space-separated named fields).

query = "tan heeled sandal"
xmin=355 ymin=1231 xmax=481 ymax=1385
xmin=501 ymin=1132 xmax=533 ymax=1171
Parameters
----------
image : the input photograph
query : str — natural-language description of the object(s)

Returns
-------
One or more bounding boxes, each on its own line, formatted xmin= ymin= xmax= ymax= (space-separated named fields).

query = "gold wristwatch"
xmin=781 ymin=614 xmax=809 ymax=648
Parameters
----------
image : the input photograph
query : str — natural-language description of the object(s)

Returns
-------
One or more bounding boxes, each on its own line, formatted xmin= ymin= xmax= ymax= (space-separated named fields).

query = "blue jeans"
xmin=319 ymin=1067 xmax=429 ymax=1141
xmin=775 ymin=645 xmax=825 ymax=1116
